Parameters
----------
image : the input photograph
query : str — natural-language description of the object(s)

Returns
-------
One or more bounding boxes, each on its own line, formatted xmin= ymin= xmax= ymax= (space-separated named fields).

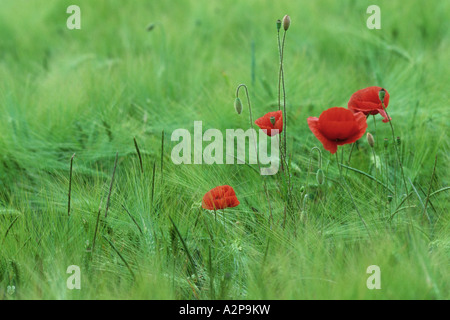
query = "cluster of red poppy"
xmin=201 ymin=86 xmax=390 ymax=210
xmin=307 ymin=86 xmax=390 ymax=154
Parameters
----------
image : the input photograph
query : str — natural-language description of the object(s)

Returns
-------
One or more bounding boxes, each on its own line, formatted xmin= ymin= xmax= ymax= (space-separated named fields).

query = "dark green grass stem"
xmin=133 ymin=138 xmax=143 ymax=174
xmin=168 ymin=216 xmax=199 ymax=281
xmin=122 ymin=204 xmax=143 ymax=235
xmin=422 ymin=155 xmax=438 ymax=222
xmin=105 ymin=152 xmax=119 ymax=218
xmin=103 ymin=235 xmax=135 ymax=280
xmin=68 ymin=153 xmax=75 ymax=216
xmin=91 ymin=199 xmax=103 ymax=253
xmin=2 ymin=216 xmax=19 ymax=245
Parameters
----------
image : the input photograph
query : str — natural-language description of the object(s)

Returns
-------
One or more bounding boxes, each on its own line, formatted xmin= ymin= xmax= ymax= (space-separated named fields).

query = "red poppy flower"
xmin=255 ymin=110 xmax=283 ymax=136
xmin=202 ymin=185 xmax=240 ymax=210
xmin=348 ymin=86 xmax=391 ymax=123
xmin=307 ymin=107 xmax=368 ymax=154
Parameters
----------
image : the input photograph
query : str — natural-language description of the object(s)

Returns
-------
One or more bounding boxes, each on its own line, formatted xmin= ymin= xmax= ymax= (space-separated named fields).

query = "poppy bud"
xmin=384 ymin=138 xmax=389 ymax=149
xmin=282 ymin=15 xmax=291 ymax=31
xmin=316 ymin=169 xmax=325 ymax=185
xmin=379 ymin=88 xmax=386 ymax=104
xmin=276 ymin=19 xmax=282 ymax=31
xmin=234 ymin=97 xmax=243 ymax=115
xmin=366 ymin=133 xmax=375 ymax=148
xmin=387 ymin=195 xmax=393 ymax=203
xmin=300 ymin=186 xmax=305 ymax=193
xmin=270 ymin=116 xmax=276 ymax=125
xmin=396 ymin=136 xmax=401 ymax=146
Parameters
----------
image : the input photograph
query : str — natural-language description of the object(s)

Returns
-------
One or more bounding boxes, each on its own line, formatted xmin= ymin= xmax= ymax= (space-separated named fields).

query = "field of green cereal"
xmin=0 ymin=0 xmax=448 ymax=299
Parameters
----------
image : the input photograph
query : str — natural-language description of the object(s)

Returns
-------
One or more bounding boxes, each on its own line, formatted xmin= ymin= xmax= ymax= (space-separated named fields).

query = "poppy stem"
xmin=281 ymin=31 xmax=287 ymax=160
xmin=380 ymin=102 xmax=409 ymax=202
xmin=236 ymin=84 xmax=274 ymax=226
xmin=336 ymin=152 xmax=372 ymax=240
xmin=277 ymin=26 xmax=282 ymax=112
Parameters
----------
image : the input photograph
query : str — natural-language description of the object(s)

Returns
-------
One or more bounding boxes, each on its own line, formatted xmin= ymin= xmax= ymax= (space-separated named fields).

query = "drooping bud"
xmin=384 ymin=138 xmax=389 ymax=149
xmin=282 ymin=15 xmax=291 ymax=31
xmin=379 ymin=88 xmax=386 ymax=104
xmin=234 ymin=97 xmax=243 ymax=115
xmin=366 ymin=133 xmax=375 ymax=148
xmin=270 ymin=116 xmax=276 ymax=125
xmin=276 ymin=19 xmax=282 ymax=31
xmin=316 ymin=169 xmax=325 ymax=185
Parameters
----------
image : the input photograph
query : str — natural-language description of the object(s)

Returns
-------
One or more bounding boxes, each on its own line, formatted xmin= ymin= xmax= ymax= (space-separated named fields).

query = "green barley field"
xmin=0 ymin=0 xmax=449 ymax=300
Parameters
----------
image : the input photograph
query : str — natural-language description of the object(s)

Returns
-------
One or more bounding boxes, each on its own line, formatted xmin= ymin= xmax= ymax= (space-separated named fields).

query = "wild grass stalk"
xmin=67 ymin=153 xmax=75 ymax=216
xmin=422 ymin=155 xmax=438 ymax=223
xmin=133 ymin=138 xmax=144 ymax=174
xmin=105 ymin=152 xmax=119 ymax=218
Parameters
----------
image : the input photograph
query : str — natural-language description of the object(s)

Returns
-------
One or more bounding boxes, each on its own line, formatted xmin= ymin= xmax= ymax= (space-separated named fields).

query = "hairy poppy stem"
xmin=276 ymin=24 xmax=288 ymax=160
xmin=336 ymin=153 xmax=372 ymax=240
xmin=380 ymin=100 xmax=409 ymax=201
xmin=236 ymin=84 xmax=273 ymax=226
xmin=281 ymin=31 xmax=287 ymax=160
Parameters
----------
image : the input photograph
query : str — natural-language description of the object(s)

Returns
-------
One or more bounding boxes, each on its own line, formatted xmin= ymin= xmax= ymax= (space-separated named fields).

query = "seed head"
xmin=316 ymin=169 xmax=325 ymax=185
xmin=379 ymin=88 xmax=386 ymax=104
xmin=276 ymin=19 xmax=282 ymax=31
xmin=270 ymin=116 xmax=276 ymax=125
xmin=366 ymin=133 xmax=375 ymax=148
xmin=234 ymin=97 xmax=243 ymax=115
xmin=282 ymin=15 xmax=291 ymax=31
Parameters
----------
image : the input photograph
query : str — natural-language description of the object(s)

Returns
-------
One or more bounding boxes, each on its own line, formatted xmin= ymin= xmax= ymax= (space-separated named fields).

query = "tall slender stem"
xmin=236 ymin=84 xmax=273 ymax=226
xmin=68 ymin=153 xmax=75 ymax=216
xmin=381 ymin=101 xmax=409 ymax=199
xmin=280 ymin=31 xmax=287 ymax=159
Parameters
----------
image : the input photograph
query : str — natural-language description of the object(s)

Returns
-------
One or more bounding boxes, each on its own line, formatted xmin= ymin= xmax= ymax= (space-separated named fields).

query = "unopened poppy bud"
xmin=384 ymin=138 xmax=389 ymax=149
xmin=234 ymin=97 xmax=243 ymax=114
xmin=379 ymin=88 xmax=386 ymax=103
xmin=396 ymin=136 xmax=401 ymax=146
xmin=316 ymin=169 xmax=325 ymax=185
xmin=276 ymin=19 xmax=282 ymax=31
xmin=270 ymin=116 xmax=276 ymax=125
xmin=366 ymin=133 xmax=375 ymax=148
xmin=387 ymin=195 xmax=393 ymax=203
xmin=282 ymin=15 xmax=291 ymax=31
xmin=300 ymin=186 xmax=305 ymax=193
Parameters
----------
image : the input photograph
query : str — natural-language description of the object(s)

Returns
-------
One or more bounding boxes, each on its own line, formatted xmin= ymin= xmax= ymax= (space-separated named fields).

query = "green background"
xmin=0 ymin=0 xmax=448 ymax=299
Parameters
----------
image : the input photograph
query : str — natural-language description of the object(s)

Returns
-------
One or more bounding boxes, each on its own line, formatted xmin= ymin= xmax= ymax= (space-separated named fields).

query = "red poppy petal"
xmin=202 ymin=186 xmax=239 ymax=210
xmin=377 ymin=108 xmax=391 ymax=123
xmin=336 ymin=112 xmax=368 ymax=145
xmin=255 ymin=111 xmax=283 ymax=136
xmin=307 ymin=117 xmax=338 ymax=154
